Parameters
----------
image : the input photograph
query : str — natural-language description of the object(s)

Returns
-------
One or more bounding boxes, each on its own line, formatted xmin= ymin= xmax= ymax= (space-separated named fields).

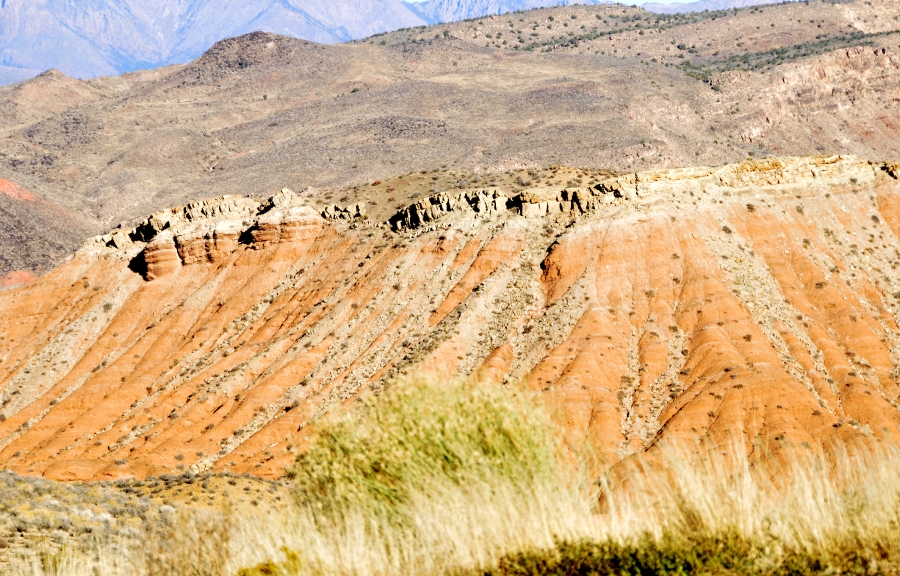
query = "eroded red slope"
xmin=1 ymin=157 xmax=899 ymax=479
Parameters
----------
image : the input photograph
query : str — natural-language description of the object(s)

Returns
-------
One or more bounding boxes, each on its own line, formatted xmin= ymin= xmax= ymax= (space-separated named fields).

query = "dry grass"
xmin=235 ymin=445 xmax=900 ymax=576
xmin=6 ymin=378 xmax=900 ymax=575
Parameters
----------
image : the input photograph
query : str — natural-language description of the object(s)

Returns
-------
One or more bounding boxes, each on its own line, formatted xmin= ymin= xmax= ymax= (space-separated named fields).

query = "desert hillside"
xmin=0 ymin=0 xmax=898 ymax=279
xmin=0 ymin=155 xmax=898 ymax=480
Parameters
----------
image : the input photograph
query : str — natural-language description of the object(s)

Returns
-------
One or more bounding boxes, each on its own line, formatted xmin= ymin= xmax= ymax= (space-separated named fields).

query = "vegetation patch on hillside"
xmin=680 ymin=29 xmax=900 ymax=81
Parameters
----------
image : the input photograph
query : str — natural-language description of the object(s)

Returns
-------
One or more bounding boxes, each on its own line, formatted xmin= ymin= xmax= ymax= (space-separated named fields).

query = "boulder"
xmin=258 ymin=188 xmax=301 ymax=213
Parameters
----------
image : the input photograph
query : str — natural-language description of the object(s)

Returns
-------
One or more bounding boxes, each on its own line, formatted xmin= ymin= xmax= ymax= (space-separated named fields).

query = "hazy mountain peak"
xmin=0 ymin=0 xmax=425 ymax=85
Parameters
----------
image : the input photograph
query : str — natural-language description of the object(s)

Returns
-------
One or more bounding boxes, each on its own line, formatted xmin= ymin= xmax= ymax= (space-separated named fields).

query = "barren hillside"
xmin=0 ymin=0 xmax=898 ymax=279
xmin=1 ymin=155 xmax=899 ymax=480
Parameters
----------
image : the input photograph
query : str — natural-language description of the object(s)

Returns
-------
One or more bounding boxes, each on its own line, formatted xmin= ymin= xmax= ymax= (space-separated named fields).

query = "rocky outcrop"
xmin=174 ymin=220 xmax=244 ymax=266
xmin=86 ymin=195 xmax=259 ymax=252
xmin=95 ymin=156 xmax=892 ymax=277
xmin=510 ymin=190 xmax=576 ymax=217
xmin=143 ymin=231 xmax=181 ymax=280
xmin=321 ymin=203 xmax=367 ymax=222
xmin=83 ymin=192 xmax=325 ymax=280
xmin=584 ymin=155 xmax=881 ymax=202
xmin=81 ymin=156 xmax=898 ymax=285
xmin=134 ymin=195 xmax=259 ymax=243
xmin=387 ymin=156 xmax=890 ymax=232
xmin=389 ymin=188 xmax=507 ymax=231
xmin=251 ymin=206 xmax=324 ymax=246
xmin=388 ymin=186 xmax=583 ymax=231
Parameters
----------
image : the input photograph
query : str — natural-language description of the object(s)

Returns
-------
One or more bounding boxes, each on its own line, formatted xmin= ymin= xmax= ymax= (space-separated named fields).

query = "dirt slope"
xmin=0 ymin=0 xmax=898 ymax=277
xmin=1 ymin=155 xmax=899 ymax=480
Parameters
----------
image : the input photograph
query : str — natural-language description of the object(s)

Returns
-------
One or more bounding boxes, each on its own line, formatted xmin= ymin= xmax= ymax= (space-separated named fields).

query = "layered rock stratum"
xmin=1 ymin=155 xmax=899 ymax=480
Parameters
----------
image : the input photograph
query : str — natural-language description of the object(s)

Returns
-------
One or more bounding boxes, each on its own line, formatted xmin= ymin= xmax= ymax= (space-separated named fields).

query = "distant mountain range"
xmin=0 ymin=0 xmax=800 ymax=85
xmin=0 ymin=0 xmax=424 ymax=85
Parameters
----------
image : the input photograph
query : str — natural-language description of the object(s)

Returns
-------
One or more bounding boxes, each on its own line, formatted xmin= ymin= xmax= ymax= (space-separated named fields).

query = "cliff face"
xmin=1 ymin=156 xmax=900 ymax=480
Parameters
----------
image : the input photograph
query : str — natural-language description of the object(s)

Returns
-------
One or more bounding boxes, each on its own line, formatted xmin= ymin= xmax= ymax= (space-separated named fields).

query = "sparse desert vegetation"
xmin=5 ymin=378 xmax=900 ymax=575
xmin=0 ymin=470 xmax=285 ymax=567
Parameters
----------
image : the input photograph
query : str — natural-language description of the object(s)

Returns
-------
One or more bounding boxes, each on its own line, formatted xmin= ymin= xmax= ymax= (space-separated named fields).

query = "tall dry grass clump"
xmin=484 ymin=446 xmax=900 ymax=575
xmin=288 ymin=377 xmax=578 ymax=523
